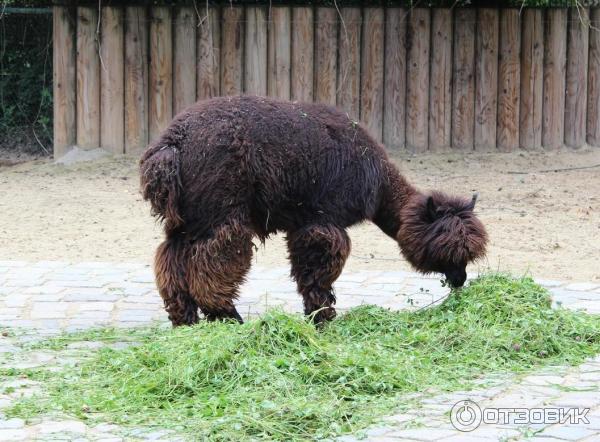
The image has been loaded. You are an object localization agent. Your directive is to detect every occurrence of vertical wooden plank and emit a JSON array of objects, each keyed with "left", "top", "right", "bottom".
[
  {"left": 268, "top": 7, "right": 291, "bottom": 99},
  {"left": 497, "top": 9, "right": 521, "bottom": 152},
  {"left": 315, "top": 7, "right": 337, "bottom": 105},
  {"left": 221, "top": 6, "right": 244, "bottom": 96},
  {"left": 406, "top": 8, "right": 430, "bottom": 152},
  {"left": 543, "top": 9, "right": 567, "bottom": 149},
  {"left": 291, "top": 7, "right": 314, "bottom": 102},
  {"left": 125, "top": 6, "right": 148, "bottom": 152},
  {"left": 520, "top": 9, "right": 544, "bottom": 150},
  {"left": 100, "top": 6, "right": 124, "bottom": 154},
  {"left": 429, "top": 8, "right": 453, "bottom": 151},
  {"left": 245, "top": 6, "right": 267, "bottom": 95},
  {"left": 53, "top": 6, "right": 76, "bottom": 157},
  {"left": 173, "top": 6, "right": 197, "bottom": 114},
  {"left": 565, "top": 8, "right": 590, "bottom": 148},
  {"left": 360, "top": 8, "right": 384, "bottom": 141},
  {"left": 337, "top": 8, "right": 361, "bottom": 120},
  {"left": 197, "top": 7, "right": 220, "bottom": 99},
  {"left": 474, "top": 8, "right": 499, "bottom": 151},
  {"left": 76, "top": 6, "right": 100, "bottom": 149},
  {"left": 383, "top": 8, "right": 407, "bottom": 151},
  {"left": 587, "top": 8, "right": 600, "bottom": 146},
  {"left": 149, "top": 7, "right": 172, "bottom": 141},
  {"left": 452, "top": 9, "right": 476, "bottom": 150}
]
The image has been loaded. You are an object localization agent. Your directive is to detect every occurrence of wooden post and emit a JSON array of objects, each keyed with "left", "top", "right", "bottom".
[
  {"left": 53, "top": 6, "right": 76, "bottom": 157},
  {"left": 337, "top": 8, "right": 361, "bottom": 120},
  {"left": 587, "top": 8, "right": 600, "bottom": 146},
  {"left": 474, "top": 8, "right": 498, "bottom": 151},
  {"left": 360, "top": 8, "right": 384, "bottom": 142},
  {"left": 429, "top": 8, "right": 453, "bottom": 152},
  {"left": 497, "top": 9, "right": 521, "bottom": 152},
  {"left": 383, "top": 8, "right": 407, "bottom": 151},
  {"left": 268, "top": 7, "right": 291, "bottom": 99},
  {"left": 565, "top": 8, "right": 590, "bottom": 148},
  {"left": 197, "top": 7, "right": 220, "bottom": 99},
  {"left": 221, "top": 6, "right": 244, "bottom": 96},
  {"left": 149, "top": 7, "right": 172, "bottom": 141},
  {"left": 520, "top": 9, "right": 544, "bottom": 150},
  {"left": 100, "top": 6, "right": 124, "bottom": 154},
  {"left": 543, "top": 9, "right": 567, "bottom": 149},
  {"left": 314, "top": 8, "right": 337, "bottom": 105},
  {"left": 125, "top": 6, "right": 148, "bottom": 152},
  {"left": 173, "top": 6, "right": 197, "bottom": 114},
  {"left": 406, "top": 9, "right": 430, "bottom": 152},
  {"left": 452, "top": 9, "right": 476, "bottom": 150},
  {"left": 76, "top": 6, "right": 100, "bottom": 149},
  {"left": 245, "top": 6, "right": 267, "bottom": 96},
  {"left": 291, "top": 7, "right": 314, "bottom": 102}
]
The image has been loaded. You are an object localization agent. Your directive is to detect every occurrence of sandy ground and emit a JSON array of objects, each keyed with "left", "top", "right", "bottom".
[{"left": 0, "top": 149, "right": 599, "bottom": 282}]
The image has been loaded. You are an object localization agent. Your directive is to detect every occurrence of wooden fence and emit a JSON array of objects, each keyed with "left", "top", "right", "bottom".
[{"left": 53, "top": 5, "right": 600, "bottom": 157}]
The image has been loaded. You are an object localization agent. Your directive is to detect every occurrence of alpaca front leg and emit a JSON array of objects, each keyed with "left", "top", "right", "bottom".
[
  {"left": 154, "top": 237, "right": 200, "bottom": 326},
  {"left": 287, "top": 224, "right": 351, "bottom": 324}
]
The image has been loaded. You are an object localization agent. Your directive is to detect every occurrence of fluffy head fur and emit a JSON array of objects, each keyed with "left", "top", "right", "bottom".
[{"left": 397, "top": 191, "right": 488, "bottom": 287}]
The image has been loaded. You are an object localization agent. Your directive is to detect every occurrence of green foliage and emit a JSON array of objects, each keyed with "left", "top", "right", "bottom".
[
  {"left": 6, "top": 274, "right": 600, "bottom": 440},
  {"left": 0, "top": 11, "right": 52, "bottom": 153}
]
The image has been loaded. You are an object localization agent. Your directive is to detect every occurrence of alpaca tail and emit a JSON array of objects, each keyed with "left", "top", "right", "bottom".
[{"left": 139, "top": 135, "right": 184, "bottom": 231}]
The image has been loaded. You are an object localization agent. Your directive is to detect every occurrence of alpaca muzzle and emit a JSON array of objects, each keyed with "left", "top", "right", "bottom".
[{"left": 445, "top": 268, "right": 467, "bottom": 288}]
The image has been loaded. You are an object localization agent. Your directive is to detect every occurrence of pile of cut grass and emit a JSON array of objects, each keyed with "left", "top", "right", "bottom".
[{"left": 7, "top": 274, "right": 600, "bottom": 440}]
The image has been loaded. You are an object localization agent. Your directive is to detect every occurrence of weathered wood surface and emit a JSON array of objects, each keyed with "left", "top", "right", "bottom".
[
  {"left": 360, "top": 8, "right": 385, "bottom": 141},
  {"left": 291, "top": 7, "right": 314, "bottom": 102},
  {"left": 406, "top": 9, "right": 430, "bottom": 152},
  {"left": 125, "top": 6, "right": 148, "bottom": 152},
  {"left": 474, "top": 8, "right": 498, "bottom": 151},
  {"left": 383, "top": 8, "right": 406, "bottom": 151},
  {"left": 100, "top": 6, "right": 124, "bottom": 154},
  {"left": 221, "top": 7, "right": 244, "bottom": 96},
  {"left": 197, "top": 7, "right": 220, "bottom": 99},
  {"left": 53, "top": 6, "right": 76, "bottom": 157},
  {"left": 173, "top": 7, "right": 197, "bottom": 114},
  {"left": 497, "top": 9, "right": 521, "bottom": 152},
  {"left": 245, "top": 6, "right": 267, "bottom": 96},
  {"left": 520, "top": 9, "right": 544, "bottom": 150},
  {"left": 587, "top": 9, "right": 600, "bottom": 146},
  {"left": 315, "top": 8, "right": 338, "bottom": 105},
  {"left": 452, "top": 9, "right": 476, "bottom": 150},
  {"left": 429, "top": 8, "right": 452, "bottom": 151},
  {"left": 337, "top": 8, "right": 361, "bottom": 120},
  {"left": 76, "top": 6, "right": 100, "bottom": 149},
  {"left": 268, "top": 7, "right": 291, "bottom": 99},
  {"left": 149, "top": 7, "right": 172, "bottom": 141},
  {"left": 543, "top": 9, "right": 567, "bottom": 149},
  {"left": 564, "top": 8, "right": 590, "bottom": 148}
]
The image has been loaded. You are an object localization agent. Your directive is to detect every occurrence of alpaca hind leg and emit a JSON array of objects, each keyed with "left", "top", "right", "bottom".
[
  {"left": 287, "top": 224, "right": 351, "bottom": 324},
  {"left": 155, "top": 237, "right": 199, "bottom": 326},
  {"left": 187, "top": 222, "right": 253, "bottom": 323}
]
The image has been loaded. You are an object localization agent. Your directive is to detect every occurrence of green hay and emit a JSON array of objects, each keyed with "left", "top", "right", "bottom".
[{"left": 6, "top": 274, "right": 600, "bottom": 440}]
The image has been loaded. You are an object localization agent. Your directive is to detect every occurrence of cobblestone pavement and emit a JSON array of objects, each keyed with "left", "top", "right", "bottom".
[{"left": 1, "top": 260, "right": 599, "bottom": 441}]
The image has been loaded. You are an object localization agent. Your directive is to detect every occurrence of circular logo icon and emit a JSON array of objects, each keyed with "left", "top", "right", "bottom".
[{"left": 450, "top": 400, "right": 482, "bottom": 432}]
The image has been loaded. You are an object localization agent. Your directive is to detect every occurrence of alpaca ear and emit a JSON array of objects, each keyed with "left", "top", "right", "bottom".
[
  {"left": 426, "top": 196, "right": 438, "bottom": 221},
  {"left": 468, "top": 192, "right": 479, "bottom": 211}
]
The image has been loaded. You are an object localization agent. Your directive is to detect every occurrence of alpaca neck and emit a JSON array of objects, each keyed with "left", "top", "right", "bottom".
[{"left": 373, "top": 161, "right": 420, "bottom": 238}]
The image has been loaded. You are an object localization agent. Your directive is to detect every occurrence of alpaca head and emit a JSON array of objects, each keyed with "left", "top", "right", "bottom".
[{"left": 398, "top": 191, "right": 488, "bottom": 288}]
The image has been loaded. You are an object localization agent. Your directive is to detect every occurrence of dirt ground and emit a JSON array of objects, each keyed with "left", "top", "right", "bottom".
[{"left": 0, "top": 149, "right": 599, "bottom": 282}]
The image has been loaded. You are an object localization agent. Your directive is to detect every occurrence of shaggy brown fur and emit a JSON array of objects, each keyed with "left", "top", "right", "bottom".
[{"left": 140, "top": 96, "right": 487, "bottom": 326}]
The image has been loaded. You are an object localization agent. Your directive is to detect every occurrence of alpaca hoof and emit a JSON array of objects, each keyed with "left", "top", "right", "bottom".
[{"left": 311, "top": 306, "right": 337, "bottom": 325}]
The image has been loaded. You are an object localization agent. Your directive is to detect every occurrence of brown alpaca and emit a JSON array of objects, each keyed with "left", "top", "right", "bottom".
[{"left": 140, "top": 96, "right": 487, "bottom": 325}]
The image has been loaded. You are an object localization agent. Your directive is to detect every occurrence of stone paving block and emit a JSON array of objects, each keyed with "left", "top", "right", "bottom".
[
  {"left": 0, "top": 429, "right": 28, "bottom": 441},
  {"left": 63, "top": 292, "right": 120, "bottom": 302},
  {"left": 0, "top": 418, "right": 25, "bottom": 429},
  {"left": 23, "top": 285, "right": 65, "bottom": 295},
  {"left": 521, "top": 375, "right": 566, "bottom": 387},
  {"left": 536, "top": 424, "right": 596, "bottom": 440},
  {"left": 387, "top": 427, "right": 455, "bottom": 441},
  {"left": 74, "top": 311, "right": 112, "bottom": 321},
  {"left": 116, "top": 302, "right": 161, "bottom": 311},
  {"left": 75, "top": 302, "right": 115, "bottom": 312},
  {"left": 551, "top": 391, "right": 600, "bottom": 408},
  {"left": 35, "top": 420, "right": 87, "bottom": 434},
  {"left": 30, "top": 302, "right": 70, "bottom": 319},
  {"left": 0, "top": 261, "right": 28, "bottom": 267},
  {"left": 565, "top": 283, "right": 600, "bottom": 292}
]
